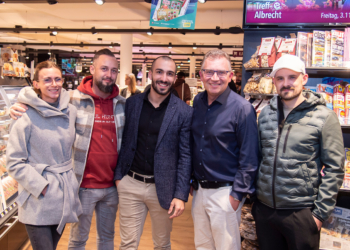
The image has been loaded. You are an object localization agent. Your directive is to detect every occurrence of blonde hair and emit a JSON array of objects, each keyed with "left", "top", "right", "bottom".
[{"left": 126, "top": 73, "right": 137, "bottom": 94}]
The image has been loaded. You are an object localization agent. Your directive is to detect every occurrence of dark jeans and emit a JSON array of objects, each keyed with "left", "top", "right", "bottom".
[
  {"left": 25, "top": 224, "right": 64, "bottom": 250},
  {"left": 252, "top": 200, "right": 320, "bottom": 250}
]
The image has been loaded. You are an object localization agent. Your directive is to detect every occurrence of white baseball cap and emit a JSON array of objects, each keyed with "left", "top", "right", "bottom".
[{"left": 270, "top": 54, "right": 306, "bottom": 77}]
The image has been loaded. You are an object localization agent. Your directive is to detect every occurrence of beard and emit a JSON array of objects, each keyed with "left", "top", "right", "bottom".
[
  {"left": 151, "top": 79, "right": 173, "bottom": 96},
  {"left": 279, "top": 87, "right": 302, "bottom": 101},
  {"left": 95, "top": 77, "right": 114, "bottom": 94}
]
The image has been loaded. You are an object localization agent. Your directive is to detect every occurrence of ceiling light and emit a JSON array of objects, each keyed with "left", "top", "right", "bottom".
[
  {"left": 95, "top": 0, "right": 105, "bottom": 5},
  {"left": 47, "top": 0, "right": 58, "bottom": 4},
  {"left": 48, "top": 52, "right": 51, "bottom": 55},
  {"left": 181, "top": 62, "right": 183, "bottom": 65},
  {"left": 169, "top": 52, "right": 172, "bottom": 57},
  {"left": 147, "top": 27, "right": 154, "bottom": 36},
  {"left": 168, "top": 43, "right": 172, "bottom": 49},
  {"left": 25, "top": 56, "right": 29, "bottom": 59},
  {"left": 198, "top": 0, "right": 207, "bottom": 3},
  {"left": 187, "top": 58, "right": 190, "bottom": 62},
  {"left": 0, "top": 1, "right": 6, "bottom": 4},
  {"left": 193, "top": 43, "right": 197, "bottom": 49},
  {"left": 192, "top": 52, "right": 195, "bottom": 57},
  {"left": 140, "top": 42, "right": 144, "bottom": 48},
  {"left": 177, "top": 65, "right": 180, "bottom": 68},
  {"left": 50, "top": 32, "right": 57, "bottom": 36}
]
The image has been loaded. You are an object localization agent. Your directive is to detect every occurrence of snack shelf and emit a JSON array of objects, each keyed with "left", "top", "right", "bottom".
[{"left": 245, "top": 67, "right": 350, "bottom": 78}]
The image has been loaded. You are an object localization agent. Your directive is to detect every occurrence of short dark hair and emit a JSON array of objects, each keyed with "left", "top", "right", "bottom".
[
  {"left": 151, "top": 56, "right": 176, "bottom": 71},
  {"left": 93, "top": 49, "right": 116, "bottom": 62},
  {"left": 177, "top": 71, "right": 185, "bottom": 78}
]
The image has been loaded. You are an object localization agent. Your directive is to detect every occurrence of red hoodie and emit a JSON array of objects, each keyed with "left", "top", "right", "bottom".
[{"left": 78, "top": 76, "right": 119, "bottom": 189}]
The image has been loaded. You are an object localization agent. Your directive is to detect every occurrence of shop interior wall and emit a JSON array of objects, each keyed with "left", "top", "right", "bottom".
[{"left": 242, "top": 29, "right": 323, "bottom": 95}]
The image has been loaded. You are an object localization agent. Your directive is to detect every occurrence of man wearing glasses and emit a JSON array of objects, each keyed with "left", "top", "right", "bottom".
[{"left": 191, "top": 50, "right": 259, "bottom": 250}]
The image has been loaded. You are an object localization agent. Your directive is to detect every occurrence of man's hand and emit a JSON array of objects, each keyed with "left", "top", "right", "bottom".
[
  {"left": 168, "top": 198, "right": 185, "bottom": 219},
  {"left": 115, "top": 180, "right": 121, "bottom": 187},
  {"left": 10, "top": 103, "right": 28, "bottom": 120},
  {"left": 190, "top": 186, "right": 193, "bottom": 196},
  {"left": 42, "top": 185, "right": 48, "bottom": 196},
  {"left": 229, "top": 195, "right": 240, "bottom": 212},
  {"left": 313, "top": 216, "right": 323, "bottom": 231}
]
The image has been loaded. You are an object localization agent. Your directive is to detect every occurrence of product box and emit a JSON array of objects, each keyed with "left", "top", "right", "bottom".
[
  {"left": 331, "top": 30, "right": 344, "bottom": 67},
  {"left": 303, "top": 86, "right": 317, "bottom": 92},
  {"left": 1, "top": 48, "right": 11, "bottom": 63},
  {"left": 317, "top": 84, "right": 333, "bottom": 110},
  {"left": 307, "top": 33, "right": 313, "bottom": 67},
  {"left": 297, "top": 32, "right": 308, "bottom": 64},
  {"left": 345, "top": 85, "right": 350, "bottom": 124},
  {"left": 275, "top": 37, "right": 283, "bottom": 51},
  {"left": 334, "top": 92, "right": 345, "bottom": 124},
  {"left": 323, "top": 77, "right": 350, "bottom": 86},
  {"left": 320, "top": 206, "right": 350, "bottom": 249},
  {"left": 258, "top": 37, "right": 276, "bottom": 67},
  {"left": 276, "top": 38, "right": 297, "bottom": 60},
  {"left": 341, "top": 148, "right": 350, "bottom": 190},
  {"left": 325, "top": 31, "right": 332, "bottom": 67},
  {"left": 312, "top": 30, "right": 326, "bottom": 67}
]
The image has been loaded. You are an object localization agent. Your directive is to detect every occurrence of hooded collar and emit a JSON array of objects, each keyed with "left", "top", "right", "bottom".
[
  {"left": 17, "top": 87, "right": 70, "bottom": 118},
  {"left": 77, "top": 75, "right": 119, "bottom": 100},
  {"left": 270, "top": 90, "right": 326, "bottom": 111}
]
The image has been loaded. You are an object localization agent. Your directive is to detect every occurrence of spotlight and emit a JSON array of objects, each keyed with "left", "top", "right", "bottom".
[
  {"left": 187, "top": 58, "right": 190, "bottom": 62},
  {"left": 168, "top": 43, "right": 172, "bottom": 49},
  {"left": 147, "top": 27, "right": 154, "bottom": 36},
  {"left": 140, "top": 42, "right": 144, "bottom": 49},
  {"left": 25, "top": 56, "right": 29, "bottom": 59},
  {"left": 177, "top": 65, "right": 180, "bottom": 68},
  {"left": 181, "top": 62, "right": 183, "bottom": 65},
  {"left": 95, "top": 0, "right": 105, "bottom": 5},
  {"left": 91, "top": 27, "right": 98, "bottom": 35},
  {"left": 169, "top": 52, "right": 172, "bottom": 57},
  {"left": 192, "top": 52, "right": 195, "bottom": 57},
  {"left": 47, "top": 0, "right": 58, "bottom": 5},
  {"left": 214, "top": 26, "right": 221, "bottom": 35},
  {"left": 109, "top": 43, "right": 113, "bottom": 48},
  {"left": 52, "top": 30, "right": 58, "bottom": 35},
  {"left": 48, "top": 52, "right": 51, "bottom": 55},
  {"left": 198, "top": 0, "right": 207, "bottom": 3},
  {"left": 0, "top": 1, "right": 6, "bottom": 4},
  {"left": 193, "top": 43, "right": 197, "bottom": 49}
]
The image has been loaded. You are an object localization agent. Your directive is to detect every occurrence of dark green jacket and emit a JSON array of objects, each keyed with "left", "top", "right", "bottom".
[{"left": 257, "top": 91, "right": 344, "bottom": 222}]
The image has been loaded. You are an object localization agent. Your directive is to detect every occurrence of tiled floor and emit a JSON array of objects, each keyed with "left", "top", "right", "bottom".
[{"left": 21, "top": 196, "right": 195, "bottom": 250}]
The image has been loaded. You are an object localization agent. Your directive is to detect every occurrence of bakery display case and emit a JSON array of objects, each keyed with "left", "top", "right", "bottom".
[{"left": 0, "top": 83, "right": 29, "bottom": 250}]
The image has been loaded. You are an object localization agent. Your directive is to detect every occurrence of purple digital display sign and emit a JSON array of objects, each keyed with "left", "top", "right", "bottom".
[{"left": 245, "top": 0, "right": 350, "bottom": 25}]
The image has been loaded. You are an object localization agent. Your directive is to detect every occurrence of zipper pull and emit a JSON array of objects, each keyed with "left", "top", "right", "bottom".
[
  {"left": 101, "top": 135, "right": 103, "bottom": 139},
  {"left": 112, "top": 139, "right": 114, "bottom": 142}
]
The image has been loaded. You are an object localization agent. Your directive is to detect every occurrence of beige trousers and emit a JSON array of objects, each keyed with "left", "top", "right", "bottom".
[
  {"left": 117, "top": 174, "right": 173, "bottom": 250},
  {"left": 192, "top": 186, "right": 245, "bottom": 250}
]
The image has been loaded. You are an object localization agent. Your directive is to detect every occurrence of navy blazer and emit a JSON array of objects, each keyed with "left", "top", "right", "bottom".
[{"left": 114, "top": 92, "right": 193, "bottom": 210}]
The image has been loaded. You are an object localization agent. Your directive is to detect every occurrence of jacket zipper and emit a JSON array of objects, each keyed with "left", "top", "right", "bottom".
[
  {"left": 283, "top": 125, "right": 292, "bottom": 154},
  {"left": 272, "top": 128, "right": 282, "bottom": 209}
]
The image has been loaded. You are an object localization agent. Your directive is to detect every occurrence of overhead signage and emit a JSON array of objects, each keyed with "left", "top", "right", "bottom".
[{"left": 150, "top": 0, "right": 198, "bottom": 30}]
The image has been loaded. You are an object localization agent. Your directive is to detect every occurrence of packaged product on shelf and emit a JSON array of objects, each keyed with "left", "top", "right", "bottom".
[
  {"left": 312, "top": 30, "right": 326, "bottom": 67},
  {"left": 0, "top": 155, "right": 6, "bottom": 174},
  {"left": 10, "top": 49, "right": 18, "bottom": 63},
  {"left": 345, "top": 85, "right": 350, "bottom": 124},
  {"left": 341, "top": 148, "right": 350, "bottom": 190},
  {"left": 333, "top": 85, "right": 345, "bottom": 124},
  {"left": 258, "top": 37, "right": 276, "bottom": 67},
  {"left": 13, "top": 62, "right": 20, "bottom": 77},
  {"left": 276, "top": 38, "right": 297, "bottom": 61},
  {"left": 275, "top": 37, "right": 283, "bottom": 51},
  {"left": 251, "top": 99, "right": 262, "bottom": 110},
  {"left": 323, "top": 77, "right": 350, "bottom": 86},
  {"left": 272, "top": 84, "right": 277, "bottom": 94},
  {"left": 1, "top": 176, "right": 18, "bottom": 200},
  {"left": 243, "top": 46, "right": 260, "bottom": 69},
  {"left": 317, "top": 84, "right": 333, "bottom": 110},
  {"left": 1, "top": 48, "right": 11, "bottom": 63},
  {"left": 297, "top": 32, "right": 308, "bottom": 64},
  {"left": 307, "top": 33, "right": 313, "bottom": 67},
  {"left": 3, "top": 62, "right": 16, "bottom": 77},
  {"left": 303, "top": 86, "right": 317, "bottom": 92},
  {"left": 325, "top": 31, "right": 331, "bottom": 67},
  {"left": 344, "top": 28, "right": 350, "bottom": 68},
  {"left": 258, "top": 75, "right": 273, "bottom": 94},
  {"left": 243, "top": 72, "right": 262, "bottom": 94},
  {"left": 256, "top": 99, "right": 270, "bottom": 117},
  {"left": 320, "top": 206, "right": 350, "bottom": 249},
  {"left": 330, "top": 30, "right": 344, "bottom": 67}
]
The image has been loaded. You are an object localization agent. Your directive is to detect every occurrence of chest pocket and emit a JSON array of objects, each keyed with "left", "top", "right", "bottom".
[
  {"left": 75, "top": 112, "right": 90, "bottom": 135},
  {"left": 282, "top": 124, "right": 319, "bottom": 160}
]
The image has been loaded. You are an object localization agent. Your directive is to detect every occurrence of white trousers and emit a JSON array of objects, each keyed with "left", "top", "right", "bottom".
[{"left": 191, "top": 185, "right": 245, "bottom": 250}]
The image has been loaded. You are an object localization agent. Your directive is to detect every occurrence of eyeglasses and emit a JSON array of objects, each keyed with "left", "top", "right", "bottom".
[
  {"left": 40, "top": 77, "right": 63, "bottom": 86},
  {"left": 201, "top": 69, "right": 230, "bottom": 78}
]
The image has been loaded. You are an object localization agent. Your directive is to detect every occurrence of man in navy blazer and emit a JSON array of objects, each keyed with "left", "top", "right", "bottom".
[{"left": 114, "top": 56, "right": 193, "bottom": 250}]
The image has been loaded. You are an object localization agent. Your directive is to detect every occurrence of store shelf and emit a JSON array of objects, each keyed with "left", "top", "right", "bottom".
[
  {"left": 247, "top": 93, "right": 277, "bottom": 99},
  {"left": 0, "top": 200, "right": 17, "bottom": 228},
  {"left": 245, "top": 67, "right": 350, "bottom": 78}
]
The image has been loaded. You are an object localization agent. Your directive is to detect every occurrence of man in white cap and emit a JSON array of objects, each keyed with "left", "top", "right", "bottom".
[{"left": 252, "top": 54, "right": 344, "bottom": 250}]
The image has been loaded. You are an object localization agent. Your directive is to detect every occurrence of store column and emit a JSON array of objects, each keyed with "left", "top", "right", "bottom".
[
  {"left": 119, "top": 34, "right": 133, "bottom": 88},
  {"left": 189, "top": 57, "right": 196, "bottom": 78},
  {"left": 142, "top": 63, "right": 147, "bottom": 86}
]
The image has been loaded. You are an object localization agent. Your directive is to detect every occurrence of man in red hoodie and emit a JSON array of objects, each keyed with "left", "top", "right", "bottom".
[{"left": 10, "top": 49, "right": 126, "bottom": 250}]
